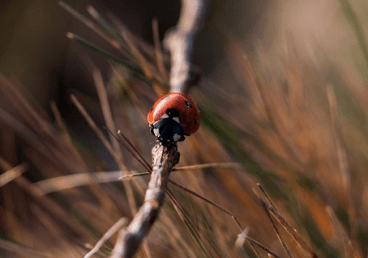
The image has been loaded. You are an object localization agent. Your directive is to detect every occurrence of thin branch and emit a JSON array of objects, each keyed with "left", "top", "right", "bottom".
[
  {"left": 0, "top": 162, "right": 28, "bottom": 188},
  {"left": 85, "top": 218, "right": 127, "bottom": 258},
  {"left": 261, "top": 199, "right": 293, "bottom": 258},
  {"left": 169, "top": 180, "right": 281, "bottom": 258},
  {"left": 168, "top": 179, "right": 243, "bottom": 230},
  {"left": 166, "top": 188, "right": 210, "bottom": 257},
  {"left": 66, "top": 33, "right": 142, "bottom": 75},
  {"left": 33, "top": 162, "right": 242, "bottom": 194},
  {"left": 92, "top": 68, "right": 123, "bottom": 168},
  {"left": 109, "top": 2, "right": 209, "bottom": 257},
  {"left": 258, "top": 184, "right": 319, "bottom": 258},
  {"left": 35, "top": 171, "right": 125, "bottom": 195},
  {"left": 0, "top": 239, "right": 52, "bottom": 258},
  {"left": 117, "top": 130, "right": 152, "bottom": 171},
  {"left": 71, "top": 94, "right": 138, "bottom": 217},
  {"left": 325, "top": 206, "right": 362, "bottom": 258},
  {"left": 164, "top": 0, "right": 208, "bottom": 93},
  {"left": 110, "top": 144, "right": 179, "bottom": 258},
  {"left": 58, "top": 1, "right": 121, "bottom": 49},
  {"left": 152, "top": 18, "right": 168, "bottom": 81}
]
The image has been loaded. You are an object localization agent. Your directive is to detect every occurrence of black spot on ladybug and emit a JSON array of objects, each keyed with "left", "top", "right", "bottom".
[
  {"left": 163, "top": 96, "right": 171, "bottom": 100},
  {"left": 166, "top": 108, "right": 180, "bottom": 118},
  {"left": 185, "top": 100, "right": 192, "bottom": 108},
  {"left": 193, "top": 119, "right": 197, "bottom": 125}
]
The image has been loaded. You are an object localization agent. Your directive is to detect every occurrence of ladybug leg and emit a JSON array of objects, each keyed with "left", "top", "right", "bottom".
[
  {"left": 172, "top": 133, "right": 184, "bottom": 142},
  {"left": 149, "top": 124, "right": 155, "bottom": 135},
  {"left": 151, "top": 120, "right": 163, "bottom": 137}
]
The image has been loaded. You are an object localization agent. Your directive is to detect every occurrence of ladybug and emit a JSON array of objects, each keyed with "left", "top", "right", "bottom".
[{"left": 147, "top": 92, "right": 200, "bottom": 146}]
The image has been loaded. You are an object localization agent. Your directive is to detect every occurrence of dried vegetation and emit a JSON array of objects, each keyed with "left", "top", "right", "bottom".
[{"left": 0, "top": 2, "right": 368, "bottom": 258}]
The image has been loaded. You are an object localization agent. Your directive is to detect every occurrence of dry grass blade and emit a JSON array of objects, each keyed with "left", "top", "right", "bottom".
[
  {"left": 50, "top": 101, "right": 91, "bottom": 171},
  {"left": 326, "top": 86, "right": 357, "bottom": 241},
  {"left": 0, "top": 76, "right": 50, "bottom": 133},
  {"left": 0, "top": 162, "right": 28, "bottom": 188},
  {"left": 261, "top": 199, "right": 293, "bottom": 258},
  {"left": 166, "top": 182, "right": 284, "bottom": 257},
  {"left": 85, "top": 218, "right": 128, "bottom": 258},
  {"left": 70, "top": 94, "right": 120, "bottom": 164},
  {"left": 248, "top": 242, "right": 261, "bottom": 258},
  {"left": 116, "top": 130, "right": 152, "bottom": 171},
  {"left": 325, "top": 206, "right": 362, "bottom": 258},
  {"left": 33, "top": 162, "right": 240, "bottom": 194},
  {"left": 327, "top": 86, "right": 350, "bottom": 188},
  {"left": 173, "top": 162, "right": 243, "bottom": 171},
  {"left": 235, "top": 227, "right": 281, "bottom": 258},
  {"left": 0, "top": 105, "right": 78, "bottom": 174},
  {"left": 168, "top": 179, "right": 243, "bottom": 230},
  {"left": 92, "top": 67, "right": 123, "bottom": 163},
  {"left": 66, "top": 33, "right": 142, "bottom": 75},
  {"left": 258, "top": 184, "right": 319, "bottom": 258},
  {"left": 109, "top": 15, "right": 165, "bottom": 89},
  {"left": 0, "top": 158, "right": 92, "bottom": 239},
  {"left": 58, "top": 1, "right": 121, "bottom": 49},
  {"left": 244, "top": 236, "right": 282, "bottom": 258},
  {"left": 71, "top": 92, "right": 139, "bottom": 223},
  {"left": 35, "top": 171, "right": 125, "bottom": 195},
  {"left": 152, "top": 18, "right": 168, "bottom": 81},
  {"left": 87, "top": 5, "right": 132, "bottom": 55},
  {"left": 109, "top": 144, "right": 179, "bottom": 258},
  {"left": 0, "top": 239, "right": 53, "bottom": 258},
  {"left": 165, "top": 189, "right": 211, "bottom": 257}
]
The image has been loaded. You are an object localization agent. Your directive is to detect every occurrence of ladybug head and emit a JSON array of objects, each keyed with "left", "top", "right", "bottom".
[{"left": 150, "top": 108, "right": 189, "bottom": 146}]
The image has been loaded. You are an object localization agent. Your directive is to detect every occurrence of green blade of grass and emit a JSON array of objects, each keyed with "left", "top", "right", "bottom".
[
  {"left": 338, "top": 0, "right": 368, "bottom": 69},
  {"left": 67, "top": 32, "right": 143, "bottom": 76},
  {"left": 87, "top": 6, "right": 133, "bottom": 57}
]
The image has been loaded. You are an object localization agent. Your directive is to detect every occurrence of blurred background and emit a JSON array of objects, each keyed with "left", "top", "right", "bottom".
[{"left": 1, "top": 0, "right": 368, "bottom": 257}]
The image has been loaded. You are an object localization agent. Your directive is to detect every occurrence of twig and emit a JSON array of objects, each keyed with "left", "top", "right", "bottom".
[
  {"left": 261, "top": 199, "right": 293, "bottom": 258},
  {"left": 109, "top": 1, "right": 208, "bottom": 257},
  {"left": 110, "top": 144, "right": 179, "bottom": 258},
  {"left": 71, "top": 94, "right": 138, "bottom": 217},
  {"left": 258, "top": 184, "right": 319, "bottom": 258},
  {"left": 168, "top": 179, "right": 243, "bottom": 230},
  {"left": 35, "top": 171, "right": 125, "bottom": 195},
  {"left": 245, "top": 236, "right": 281, "bottom": 258},
  {"left": 85, "top": 218, "right": 127, "bottom": 258},
  {"left": 33, "top": 162, "right": 241, "bottom": 194},
  {"left": 0, "top": 162, "right": 28, "bottom": 188},
  {"left": 325, "top": 206, "right": 361, "bottom": 258},
  {"left": 164, "top": 0, "right": 208, "bottom": 94},
  {"left": 338, "top": 0, "right": 368, "bottom": 68},
  {"left": 327, "top": 86, "right": 356, "bottom": 239},
  {"left": 0, "top": 239, "right": 52, "bottom": 258},
  {"left": 58, "top": 1, "right": 120, "bottom": 49},
  {"left": 152, "top": 18, "right": 168, "bottom": 81},
  {"left": 66, "top": 32, "right": 142, "bottom": 75}
]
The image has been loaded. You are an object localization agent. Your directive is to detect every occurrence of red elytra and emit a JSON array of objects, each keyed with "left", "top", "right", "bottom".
[{"left": 147, "top": 92, "right": 200, "bottom": 135}]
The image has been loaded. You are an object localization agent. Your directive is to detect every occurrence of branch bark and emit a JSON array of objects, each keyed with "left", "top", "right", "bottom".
[
  {"left": 110, "top": 145, "right": 179, "bottom": 258},
  {"left": 164, "top": 0, "right": 208, "bottom": 94},
  {"left": 110, "top": 1, "right": 207, "bottom": 257}
]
